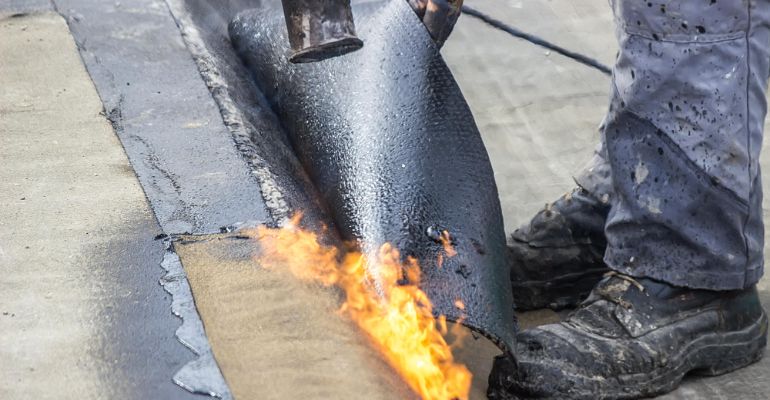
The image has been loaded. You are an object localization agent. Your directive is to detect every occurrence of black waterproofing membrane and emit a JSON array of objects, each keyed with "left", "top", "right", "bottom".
[{"left": 229, "top": 0, "right": 516, "bottom": 355}]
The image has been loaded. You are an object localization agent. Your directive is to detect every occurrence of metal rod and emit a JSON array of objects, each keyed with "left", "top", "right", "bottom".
[{"left": 460, "top": 5, "right": 612, "bottom": 76}]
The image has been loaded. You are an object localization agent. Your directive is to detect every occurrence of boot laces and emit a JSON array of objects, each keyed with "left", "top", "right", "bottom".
[
  {"left": 604, "top": 271, "right": 645, "bottom": 291},
  {"left": 592, "top": 271, "right": 645, "bottom": 309}
]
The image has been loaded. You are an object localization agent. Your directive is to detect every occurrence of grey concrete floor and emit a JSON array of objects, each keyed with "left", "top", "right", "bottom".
[{"left": 444, "top": 1, "right": 770, "bottom": 398}]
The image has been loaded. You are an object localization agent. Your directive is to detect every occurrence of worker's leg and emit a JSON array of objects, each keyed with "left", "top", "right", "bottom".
[
  {"left": 602, "top": 0, "right": 769, "bottom": 289},
  {"left": 491, "top": 1, "right": 770, "bottom": 398}
]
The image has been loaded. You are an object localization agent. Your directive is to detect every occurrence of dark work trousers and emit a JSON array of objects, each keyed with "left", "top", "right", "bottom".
[{"left": 574, "top": 0, "right": 770, "bottom": 290}]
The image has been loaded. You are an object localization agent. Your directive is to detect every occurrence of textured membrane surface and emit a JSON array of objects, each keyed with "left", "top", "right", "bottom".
[{"left": 229, "top": 0, "right": 516, "bottom": 353}]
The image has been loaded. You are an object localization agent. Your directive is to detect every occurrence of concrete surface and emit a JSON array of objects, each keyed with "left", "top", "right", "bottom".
[
  {"left": 0, "top": 12, "right": 197, "bottom": 399},
  {"left": 444, "top": 1, "right": 614, "bottom": 234}
]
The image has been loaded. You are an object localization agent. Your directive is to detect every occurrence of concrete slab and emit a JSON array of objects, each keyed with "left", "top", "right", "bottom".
[{"left": 0, "top": 12, "right": 197, "bottom": 399}]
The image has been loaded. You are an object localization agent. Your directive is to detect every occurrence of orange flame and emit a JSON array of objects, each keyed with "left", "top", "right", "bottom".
[{"left": 251, "top": 215, "right": 472, "bottom": 400}]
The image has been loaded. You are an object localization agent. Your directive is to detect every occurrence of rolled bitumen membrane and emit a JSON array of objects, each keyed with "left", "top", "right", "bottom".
[{"left": 229, "top": 0, "right": 516, "bottom": 355}]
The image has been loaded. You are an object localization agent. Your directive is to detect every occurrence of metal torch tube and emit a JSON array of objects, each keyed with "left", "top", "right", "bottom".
[{"left": 280, "top": 0, "right": 364, "bottom": 63}]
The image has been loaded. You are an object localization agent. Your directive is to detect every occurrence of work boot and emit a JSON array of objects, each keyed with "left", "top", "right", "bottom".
[
  {"left": 509, "top": 187, "right": 610, "bottom": 310},
  {"left": 488, "top": 273, "right": 768, "bottom": 400}
]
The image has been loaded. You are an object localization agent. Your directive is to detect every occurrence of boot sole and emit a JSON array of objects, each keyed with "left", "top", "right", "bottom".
[{"left": 524, "top": 311, "right": 768, "bottom": 399}]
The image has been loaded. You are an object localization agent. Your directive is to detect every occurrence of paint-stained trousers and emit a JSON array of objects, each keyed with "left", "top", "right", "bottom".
[{"left": 574, "top": 0, "right": 770, "bottom": 290}]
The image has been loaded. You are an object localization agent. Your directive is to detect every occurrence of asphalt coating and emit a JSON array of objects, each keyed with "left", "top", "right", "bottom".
[
  {"left": 55, "top": 0, "right": 270, "bottom": 235},
  {"left": 163, "top": 0, "right": 332, "bottom": 228}
]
